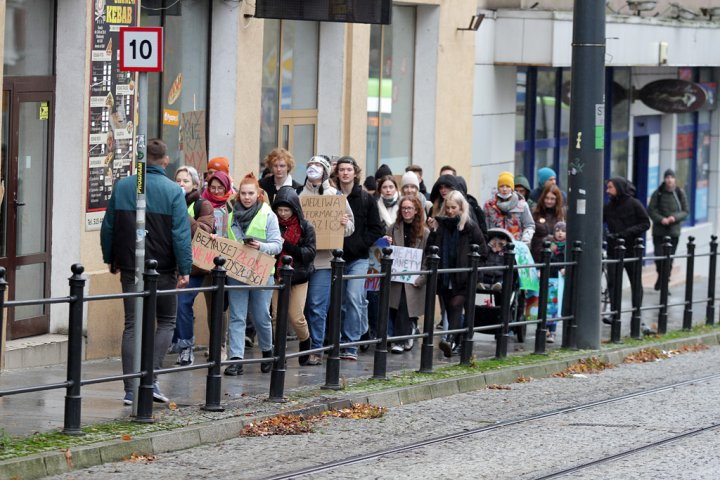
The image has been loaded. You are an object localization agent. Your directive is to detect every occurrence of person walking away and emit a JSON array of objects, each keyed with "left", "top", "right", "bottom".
[
  {"left": 271, "top": 188, "right": 316, "bottom": 365},
  {"left": 300, "top": 155, "right": 354, "bottom": 366},
  {"left": 483, "top": 172, "right": 535, "bottom": 244},
  {"left": 223, "top": 173, "right": 283, "bottom": 375},
  {"left": 377, "top": 175, "right": 400, "bottom": 229},
  {"left": 514, "top": 174, "right": 535, "bottom": 211},
  {"left": 647, "top": 169, "right": 689, "bottom": 290},
  {"left": 401, "top": 171, "right": 433, "bottom": 216},
  {"left": 259, "top": 148, "right": 303, "bottom": 204},
  {"left": 530, "top": 184, "right": 565, "bottom": 261},
  {"left": 172, "top": 166, "right": 214, "bottom": 366},
  {"left": 387, "top": 195, "right": 429, "bottom": 353},
  {"left": 101, "top": 139, "right": 191, "bottom": 405},
  {"left": 603, "top": 177, "right": 652, "bottom": 334},
  {"left": 334, "top": 156, "right": 384, "bottom": 360},
  {"left": 427, "top": 191, "right": 487, "bottom": 357}
]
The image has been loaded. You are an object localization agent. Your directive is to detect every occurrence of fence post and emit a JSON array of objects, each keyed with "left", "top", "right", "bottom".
[
  {"left": 373, "top": 247, "right": 393, "bottom": 380},
  {"left": 0, "top": 268, "right": 7, "bottom": 371},
  {"left": 62, "top": 264, "right": 86, "bottom": 435},
  {"left": 203, "top": 256, "right": 226, "bottom": 412},
  {"left": 323, "top": 250, "right": 345, "bottom": 390},
  {"left": 682, "top": 236, "right": 696, "bottom": 331},
  {"left": 610, "top": 239, "right": 625, "bottom": 344},
  {"left": 270, "top": 256, "right": 294, "bottom": 401},
  {"left": 419, "top": 246, "right": 440, "bottom": 373},
  {"left": 534, "top": 243, "right": 552, "bottom": 355},
  {"left": 707, "top": 235, "right": 717, "bottom": 325},
  {"left": 658, "top": 236, "right": 672, "bottom": 335},
  {"left": 630, "top": 238, "right": 644, "bottom": 340},
  {"left": 460, "top": 245, "right": 481, "bottom": 365},
  {"left": 134, "top": 259, "right": 158, "bottom": 423},
  {"left": 496, "top": 243, "right": 515, "bottom": 359},
  {"left": 563, "top": 241, "right": 583, "bottom": 349}
]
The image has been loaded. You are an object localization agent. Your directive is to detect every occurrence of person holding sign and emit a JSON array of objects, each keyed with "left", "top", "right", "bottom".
[
  {"left": 271, "top": 188, "right": 316, "bottom": 365},
  {"left": 386, "top": 195, "right": 429, "bottom": 353},
  {"left": 300, "top": 155, "right": 354, "bottom": 365},
  {"left": 223, "top": 173, "right": 283, "bottom": 376}
]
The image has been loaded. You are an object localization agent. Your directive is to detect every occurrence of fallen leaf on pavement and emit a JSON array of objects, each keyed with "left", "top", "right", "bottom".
[
  {"left": 121, "top": 434, "right": 132, "bottom": 441},
  {"left": 553, "top": 357, "right": 614, "bottom": 378},
  {"left": 62, "top": 448, "right": 73, "bottom": 468},
  {"left": 168, "top": 402, "right": 177, "bottom": 411},
  {"left": 487, "top": 384, "right": 512, "bottom": 390}
]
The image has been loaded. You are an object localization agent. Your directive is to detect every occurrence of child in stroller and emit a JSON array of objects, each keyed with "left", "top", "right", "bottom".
[{"left": 478, "top": 228, "right": 514, "bottom": 292}]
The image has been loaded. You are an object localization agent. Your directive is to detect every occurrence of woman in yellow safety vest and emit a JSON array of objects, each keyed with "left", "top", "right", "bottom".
[{"left": 223, "top": 173, "right": 283, "bottom": 376}]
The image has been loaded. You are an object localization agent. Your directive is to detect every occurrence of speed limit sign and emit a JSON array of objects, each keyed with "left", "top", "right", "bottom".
[{"left": 119, "top": 27, "right": 163, "bottom": 72}]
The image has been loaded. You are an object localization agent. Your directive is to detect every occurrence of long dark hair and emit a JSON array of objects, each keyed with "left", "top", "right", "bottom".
[
  {"left": 534, "top": 184, "right": 564, "bottom": 220},
  {"left": 395, "top": 195, "right": 425, "bottom": 247}
]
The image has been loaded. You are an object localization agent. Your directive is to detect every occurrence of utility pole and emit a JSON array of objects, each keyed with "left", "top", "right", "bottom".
[{"left": 566, "top": 0, "right": 606, "bottom": 349}]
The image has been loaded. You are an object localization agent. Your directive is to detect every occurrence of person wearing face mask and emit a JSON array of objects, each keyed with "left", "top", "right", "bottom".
[
  {"left": 300, "top": 155, "right": 354, "bottom": 365},
  {"left": 377, "top": 175, "right": 400, "bottom": 229},
  {"left": 483, "top": 172, "right": 535, "bottom": 244},
  {"left": 259, "top": 148, "right": 303, "bottom": 204}
]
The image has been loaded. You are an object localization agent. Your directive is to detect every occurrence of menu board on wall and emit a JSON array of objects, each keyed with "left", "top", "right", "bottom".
[{"left": 85, "top": 0, "right": 139, "bottom": 231}]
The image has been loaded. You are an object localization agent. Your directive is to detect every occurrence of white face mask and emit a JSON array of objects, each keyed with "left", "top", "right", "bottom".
[
  {"left": 497, "top": 192, "right": 512, "bottom": 200},
  {"left": 307, "top": 164, "right": 323, "bottom": 180}
]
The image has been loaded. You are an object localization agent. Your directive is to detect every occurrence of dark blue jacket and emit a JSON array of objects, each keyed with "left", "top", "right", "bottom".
[{"left": 101, "top": 164, "right": 192, "bottom": 275}]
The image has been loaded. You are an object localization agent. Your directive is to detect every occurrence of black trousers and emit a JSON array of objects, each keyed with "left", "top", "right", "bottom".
[{"left": 653, "top": 235, "right": 680, "bottom": 280}]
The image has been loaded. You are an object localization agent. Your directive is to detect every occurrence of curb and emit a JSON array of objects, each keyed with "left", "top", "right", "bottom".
[{"left": 3, "top": 332, "right": 719, "bottom": 479}]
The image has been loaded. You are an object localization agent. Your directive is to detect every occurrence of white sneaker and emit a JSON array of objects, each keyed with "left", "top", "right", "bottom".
[
  {"left": 391, "top": 343, "right": 404, "bottom": 354},
  {"left": 404, "top": 338, "right": 414, "bottom": 351}
]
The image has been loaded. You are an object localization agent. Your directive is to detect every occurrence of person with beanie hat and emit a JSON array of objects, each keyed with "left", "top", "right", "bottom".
[
  {"left": 207, "top": 156, "right": 230, "bottom": 175},
  {"left": 299, "top": 155, "right": 354, "bottom": 365},
  {"left": 374, "top": 164, "right": 393, "bottom": 182},
  {"left": 514, "top": 174, "right": 535, "bottom": 210},
  {"left": 530, "top": 167, "right": 565, "bottom": 203},
  {"left": 401, "top": 171, "right": 433, "bottom": 215},
  {"left": 647, "top": 167, "right": 689, "bottom": 290},
  {"left": 405, "top": 164, "right": 430, "bottom": 200},
  {"left": 483, "top": 171, "right": 535, "bottom": 244},
  {"left": 363, "top": 176, "right": 378, "bottom": 196}
]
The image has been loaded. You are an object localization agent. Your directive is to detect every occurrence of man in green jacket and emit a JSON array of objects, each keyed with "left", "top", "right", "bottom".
[{"left": 647, "top": 169, "right": 689, "bottom": 290}]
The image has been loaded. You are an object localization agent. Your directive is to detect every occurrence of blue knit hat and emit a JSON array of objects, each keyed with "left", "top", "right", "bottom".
[{"left": 537, "top": 167, "right": 557, "bottom": 187}]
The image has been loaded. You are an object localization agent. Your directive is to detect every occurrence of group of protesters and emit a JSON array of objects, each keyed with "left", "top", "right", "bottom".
[{"left": 100, "top": 138, "right": 689, "bottom": 405}]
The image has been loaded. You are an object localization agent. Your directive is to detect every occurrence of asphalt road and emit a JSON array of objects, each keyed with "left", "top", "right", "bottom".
[{"left": 52, "top": 345, "right": 720, "bottom": 480}]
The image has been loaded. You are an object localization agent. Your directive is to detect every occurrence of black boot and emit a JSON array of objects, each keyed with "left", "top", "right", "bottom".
[
  {"left": 438, "top": 339, "right": 453, "bottom": 358},
  {"left": 224, "top": 358, "right": 243, "bottom": 376},
  {"left": 261, "top": 350, "right": 273, "bottom": 373},
  {"left": 298, "top": 338, "right": 311, "bottom": 366}
]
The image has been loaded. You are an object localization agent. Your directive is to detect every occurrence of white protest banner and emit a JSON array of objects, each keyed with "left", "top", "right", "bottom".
[
  {"left": 390, "top": 246, "right": 423, "bottom": 284},
  {"left": 191, "top": 230, "right": 274, "bottom": 287},
  {"left": 299, "top": 195, "right": 346, "bottom": 250}
]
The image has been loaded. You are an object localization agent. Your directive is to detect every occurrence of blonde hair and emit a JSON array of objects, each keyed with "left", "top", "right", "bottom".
[
  {"left": 264, "top": 148, "right": 295, "bottom": 172},
  {"left": 443, "top": 190, "right": 470, "bottom": 231}
]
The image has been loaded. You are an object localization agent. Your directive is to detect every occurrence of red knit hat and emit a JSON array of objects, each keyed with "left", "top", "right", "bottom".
[{"left": 207, "top": 156, "right": 230, "bottom": 174}]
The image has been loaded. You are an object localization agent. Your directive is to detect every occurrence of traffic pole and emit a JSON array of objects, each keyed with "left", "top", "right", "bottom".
[{"left": 565, "top": 1, "right": 606, "bottom": 349}]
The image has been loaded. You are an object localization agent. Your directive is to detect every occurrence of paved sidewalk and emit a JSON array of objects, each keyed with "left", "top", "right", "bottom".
[{"left": 0, "top": 278, "right": 712, "bottom": 437}]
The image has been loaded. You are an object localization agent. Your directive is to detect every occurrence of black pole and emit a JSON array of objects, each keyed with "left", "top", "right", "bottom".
[
  {"left": 534, "top": 243, "right": 552, "bottom": 355},
  {"left": 460, "top": 245, "right": 481, "bottom": 365},
  {"left": 373, "top": 247, "right": 393, "bottom": 380},
  {"left": 563, "top": 241, "right": 583, "bottom": 349},
  {"left": 419, "top": 246, "right": 440, "bottom": 373},
  {"left": 63, "top": 264, "right": 86, "bottom": 435},
  {"left": 658, "top": 236, "right": 672, "bottom": 335},
  {"left": 629, "top": 238, "right": 644, "bottom": 340},
  {"left": 203, "top": 256, "right": 226, "bottom": 412},
  {"left": 0, "top": 268, "right": 5, "bottom": 371},
  {"left": 610, "top": 239, "right": 625, "bottom": 344},
  {"left": 134, "top": 259, "right": 158, "bottom": 423},
  {"left": 322, "top": 250, "right": 344, "bottom": 390},
  {"left": 707, "top": 235, "right": 717, "bottom": 325},
  {"left": 496, "top": 243, "right": 515, "bottom": 359},
  {"left": 565, "top": 0, "right": 605, "bottom": 349},
  {"left": 270, "top": 256, "right": 294, "bottom": 401},
  {"left": 683, "top": 236, "right": 695, "bottom": 331}
]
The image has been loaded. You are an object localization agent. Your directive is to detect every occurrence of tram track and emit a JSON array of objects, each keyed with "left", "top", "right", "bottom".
[{"left": 264, "top": 372, "right": 720, "bottom": 480}]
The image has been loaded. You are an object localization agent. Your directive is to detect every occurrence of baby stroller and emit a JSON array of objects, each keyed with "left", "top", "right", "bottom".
[{"left": 474, "top": 228, "right": 527, "bottom": 342}]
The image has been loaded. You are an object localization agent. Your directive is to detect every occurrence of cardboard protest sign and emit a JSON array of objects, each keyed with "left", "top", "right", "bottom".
[
  {"left": 191, "top": 230, "right": 274, "bottom": 287},
  {"left": 300, "top": 195, "right": 346, "bottom": 250},
  {"left": 180, "top": 111, "right": 208, "bottom": 174},
  {"left": 390, "top": 246, "right": 423, "bottom": 284}
]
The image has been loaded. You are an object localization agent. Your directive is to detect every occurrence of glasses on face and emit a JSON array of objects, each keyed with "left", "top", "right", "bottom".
[
  {"left": 401, "top": 206, "right": 416, "bottom": 211},
  {"left": 209, "top": 186, "right": 225, "bottom": 194}
]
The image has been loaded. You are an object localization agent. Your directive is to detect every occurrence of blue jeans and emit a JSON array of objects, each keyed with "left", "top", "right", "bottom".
[
  {"left": 304, "top": 268, "right": 332, "bottom": 349},
  {"left": 173, "top": 274, "right": 205, "bottom": 349},
  {"left": 227, "top": 276, "right": 274, "bottom": 359},
  {"left": 341, "top": 258, "right": 369, "bottom": 355}
]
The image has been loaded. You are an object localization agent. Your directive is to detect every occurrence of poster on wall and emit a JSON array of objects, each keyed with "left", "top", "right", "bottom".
[
  {"left": 180, "top": 110, "right": 208, "bottom": 174},
  {"left": 85, "top": 0, "right": 139, "bottom": 231}
]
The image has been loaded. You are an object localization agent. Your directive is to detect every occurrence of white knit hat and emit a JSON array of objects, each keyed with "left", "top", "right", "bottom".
[{"left": 401, "top": 171, "right": 420, "bottom": 189}]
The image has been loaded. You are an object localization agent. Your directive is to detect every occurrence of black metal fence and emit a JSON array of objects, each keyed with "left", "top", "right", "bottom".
[{"left": 0, "top": 234, "right": 717, "bottom": 435}]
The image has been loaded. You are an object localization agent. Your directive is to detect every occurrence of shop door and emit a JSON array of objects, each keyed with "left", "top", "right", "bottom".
[
  {"left": 1, "top": 77, "right": 54, "bottom": 340},
  {"left": 279, "top": 111, "right": 317, "bottom": 179},
  {"left": 632, "top": 115, "right": 661, "bottom": 208}
]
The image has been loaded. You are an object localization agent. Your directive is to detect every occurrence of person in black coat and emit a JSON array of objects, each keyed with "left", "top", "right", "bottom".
[
  {"left": 271, "top": 188, "right": 316, "bottom": 364},
  {"left": 427, "top": 190, "right": 487, "bottom": 357},
  {"left": 603, "top": 176, "right": 652, "bottom": 332},
  {"left": 259, "top": 148, "right": 303, "bottom": 204}
]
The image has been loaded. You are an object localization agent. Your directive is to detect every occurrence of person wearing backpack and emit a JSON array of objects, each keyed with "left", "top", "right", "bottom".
[{"left": 171, "top": 166, "right": 215, "bottom": 366}]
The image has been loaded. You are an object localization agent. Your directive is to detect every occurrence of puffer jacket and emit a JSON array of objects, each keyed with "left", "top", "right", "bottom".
[
  {"left": 603, "top": 177, "right": 650, "bottom": 253},
  {"left": 648, "top": 183, "right": 689, "bottom": 238},
  {"left": 272, "top": 188, "right": 317, "bottom": 284}
]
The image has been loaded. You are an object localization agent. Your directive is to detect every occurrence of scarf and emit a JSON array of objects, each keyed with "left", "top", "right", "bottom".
[
  {"left": 382, "top": 193, "right": 399, "bottom": 208},
  {"left": 231, "top": 201, "right": 262, "bottom": 240},
  {"left": 495, "top": 192, "right": 519, "bottom": 214},
  {"left": 378, "top": 194, "right": 399, "bottom": 227},
  {"left": 277, "top": 215, "right": 302, "bottom": 274},
  {"left": 202, "top": 171, "right": 233, "bottom": 209}
]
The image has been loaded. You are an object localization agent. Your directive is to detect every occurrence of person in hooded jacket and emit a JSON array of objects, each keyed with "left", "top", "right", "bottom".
[
  {"left": 514, "top": 174, "right": 535, "bottom": 211},
  {"left": 259, "top": 148, "right": 303, "bottom": 204},
  {"left": 604, "top": 176, "right": 652, "bottom": 333},
  {"left": 299, "top": 155, "right": 354, "bottom": 365},
  {"left": 428, "top": 174, "right": 486, "bottom": 237},
  {"left": 484, "top": 172, "right": 535, "bottom": 244},
  {"left": 271, "top": 188, "right": 316, "bottom": 365},
  {"left": 427, "top": 191, "right": 487, "bottom": 357}
]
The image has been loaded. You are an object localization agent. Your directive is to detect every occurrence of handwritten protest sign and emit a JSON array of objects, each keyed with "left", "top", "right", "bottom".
[
  {"left": 366, "top": 237, "right": 390, "bottom": 291},
  {"left": 300, "top": 195, "right": 346, "bottom": 250},
  {"left": 513, "top": 241, "right": 539, "bottom": 291},
  {"left": 180, "top": 111, "right": 207, "bottom": 174},
  {"left": 191, "top": 230, "right": 274, "bottom": 287},
  {"left": 390, "top": 246, "right": 423, "bottom": 284}
]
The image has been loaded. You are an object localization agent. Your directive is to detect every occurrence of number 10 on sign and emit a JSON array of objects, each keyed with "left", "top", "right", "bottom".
[{"left": 119, "top": 27, "right": 163, "bottom": 72}]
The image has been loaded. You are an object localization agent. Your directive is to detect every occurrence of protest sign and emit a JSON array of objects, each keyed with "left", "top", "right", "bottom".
[
  {"left": 513, "top": 241, "right": 539, "bottom": 291},
  {"left": 191, "top": 230, "right": 274, "bottom": 287},
  {"left": 366, "top": 237, "right": 390, "bottom": 291},
  {"left": 390, "top": 246, "right": 423, "bottom": 284},
  {"left": 180, "top": 110, "right": 207, "bottom": 173},
  {"left": 300, "top": 195, "right": 346, "bottom": 250}
]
